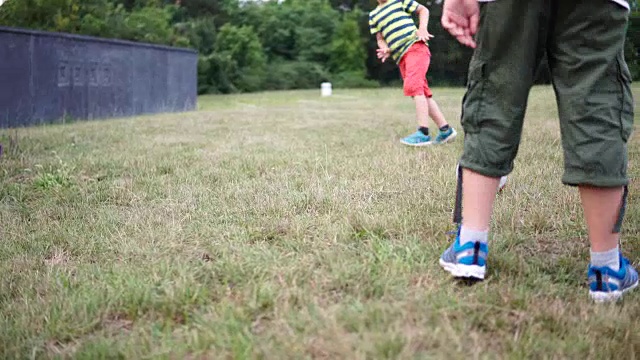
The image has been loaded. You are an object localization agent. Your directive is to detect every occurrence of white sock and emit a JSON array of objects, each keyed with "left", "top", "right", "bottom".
[
  {"left": 459, "top": 226, "right": 488, "bottom": 246},
  {"left": 590, "top": 246, "right": 620, "bottom": 271}
]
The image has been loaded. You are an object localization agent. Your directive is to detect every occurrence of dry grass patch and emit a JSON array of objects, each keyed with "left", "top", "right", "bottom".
[{"left": 1, "top": 86, "right": 640, "bottom": 358}]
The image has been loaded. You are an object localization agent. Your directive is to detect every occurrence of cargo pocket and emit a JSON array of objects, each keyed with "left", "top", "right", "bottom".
[
  {"left": 461, "top": 60, "right": 487, "bottom": 134},
  {"left": 617, "top": 54, "right": 634, "bottom": 142}
]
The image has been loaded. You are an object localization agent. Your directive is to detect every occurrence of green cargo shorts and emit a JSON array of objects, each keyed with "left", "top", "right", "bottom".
[{"left": 459, "top": 0, "right": 634, "bottom": 187}]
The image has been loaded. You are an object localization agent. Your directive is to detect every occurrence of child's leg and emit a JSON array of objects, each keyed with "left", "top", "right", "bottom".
[
  {"left": 427, "top": 97, "right": 447, "bottom": 129},
  {"left": 414, "top": 95, "right": 430, "bottom": 129},
  {"left": 440, "top": 0, "right": 547, "bottom": 279},
  {"left": 457, "top": 0, "right": 547, "bottom": 219},
  {"left": 428, "top": 95, "right": 458, "bottom": 144},
  {"left": 461, "top": 169, "right": 500, "bottom": 232},
  {"left": 420, "top": 49, "right": 449, "bottom": 130},
  {"left": 549, "top": 1, "right": 636, "bottom": 301},
  {"left": 580, "top": 186, "right": 623, "bottom": 252},
  {"left": 401, "top": 43, "right": 456, "bottom": 145},
  {"left": 403, "top": 44, "right": 432, "bottom": 129},
  {"left": 399, "top": 43, "right": 435, "bottom": 146}
]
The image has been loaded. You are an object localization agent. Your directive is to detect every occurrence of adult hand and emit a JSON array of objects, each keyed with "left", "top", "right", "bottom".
[{"left": 441, "top": 0, "right": 480, "bottom": 48}]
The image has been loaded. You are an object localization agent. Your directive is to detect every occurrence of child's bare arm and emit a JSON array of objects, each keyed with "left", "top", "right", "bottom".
[
  {"left": 376, "top": 32, "right": 389, "bottom": 51},
  {"left": 416, "top": 5, "right": 435, "bottom": 42},
  {"left": 376, "top": 32, "right": 391, "bottom": 62}
]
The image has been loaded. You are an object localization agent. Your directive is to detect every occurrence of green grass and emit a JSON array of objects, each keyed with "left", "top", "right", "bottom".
[{"left": 1, "top": 86, "right": 640, "bottom": 359}]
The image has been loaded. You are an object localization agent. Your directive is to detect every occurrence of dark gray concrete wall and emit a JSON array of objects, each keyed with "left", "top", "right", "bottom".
[{"left": 0, "top": 26, "right": 198, "bottom": 128}]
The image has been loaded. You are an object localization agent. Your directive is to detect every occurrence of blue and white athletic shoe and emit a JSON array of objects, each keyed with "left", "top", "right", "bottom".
[
  {"left": 588, "top": 254, "right": 638, "bottom": 302},
  {"left": 400, "top": 131, "right": 432, "bottom": 146},
  {"left": 434, "top": 127, "right": 457, "bottom": 144},
  {"left": 439, "top": 233, "right": 488, "bottom": 280}
]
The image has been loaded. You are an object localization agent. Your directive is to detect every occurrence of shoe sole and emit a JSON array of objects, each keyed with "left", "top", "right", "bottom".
[
  {"left": 436, "top": 129, "right": 458, "bottom": 144},
  {"left": 498, "top": 176, "right": 508, "bottom": 191},
  {"left": 400, "top": 140, "right": 432, "bottom": 147},
  {"left": 439, "top": 259, "right": 486, "bottom": 280},
  {"left": 589, "top": 280, "right": 639, "bottom": 303}
]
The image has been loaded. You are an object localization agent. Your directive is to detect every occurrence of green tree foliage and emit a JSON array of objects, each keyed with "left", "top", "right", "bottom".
[
  {"left": 198, "top": 53, "right": 237, "bottom": 94},
  {"left": 254, "top": 3, "right": 299, "bottom": 60},
  {"left": 0, "top": 0, "right": 86, "bottom": 32},
  {"left": 174, "top": 16, "right": 217, "bottom": 55},
  {"left": 330, "top": 10, "right": 366, "bottom": 74},
  {"left": 626, "top": 11, "right": 640, "bottom": 79},
  {"left": 292, "top": 0, "right": 338, "bottom": 64},
  {"left": 1, "top": 0, "right": 639, "bottom": 94},
  {"left": 328, "top": 9, "right": 378, "bottom": 88},
  {"left": 265, "top": 60, "right": 331, "bottom": 90},
  {"left": 0, "top": 0, "right": 184, "bottom": 45},
  {"left": 215, "top": 24, "right": 267, "bottom": 92}
]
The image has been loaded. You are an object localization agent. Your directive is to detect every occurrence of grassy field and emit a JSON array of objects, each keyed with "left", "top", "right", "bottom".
[{"left": 1, "top": 86, "right": 640, "bottom": 359}]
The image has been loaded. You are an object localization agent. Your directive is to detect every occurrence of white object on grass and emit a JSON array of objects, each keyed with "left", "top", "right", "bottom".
[
  {"left": 321, "top": 82, "right": 332, "bottom": 97},
  {"left": 456, "top": 163, "right": 508, "bottom": 191}
]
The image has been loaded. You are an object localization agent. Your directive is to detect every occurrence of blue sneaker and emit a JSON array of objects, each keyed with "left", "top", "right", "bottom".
[
  {"left": 400, "top": 131, "right": 432, "bottom": 146},
  {"left": 588, "top": 254, "right": 638, "bottom": 302},
  {"left": 434, "top": 127, "right": 457, "bottom": 144},
  {"left": 439, "top": 234, "right": 488, "bottom": 280}
]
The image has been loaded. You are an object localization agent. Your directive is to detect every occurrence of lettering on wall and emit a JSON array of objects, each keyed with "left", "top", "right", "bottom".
[
  {"left": 58, "top": 60, "right": 112, "bottom": 87},
  {"left": 58, "top": 61, "right": 70, "bottom": 87}
]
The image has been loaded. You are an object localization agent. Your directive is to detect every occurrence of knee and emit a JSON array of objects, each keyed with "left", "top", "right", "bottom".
[{"left": 460, "top": 129, "right": 520, "bottom": 177}]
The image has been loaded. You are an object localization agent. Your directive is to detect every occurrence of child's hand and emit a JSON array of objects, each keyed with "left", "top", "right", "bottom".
[
  {"left": 417, "top": 29, "right": 434, "bottom": 43},
  {"left": 377, "top": 47, "right": 390, "bottom": 63}
]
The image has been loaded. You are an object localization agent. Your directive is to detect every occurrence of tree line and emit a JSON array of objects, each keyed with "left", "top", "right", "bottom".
[{"left": 1, "top": 0, "right": 639, "bottom": 94}]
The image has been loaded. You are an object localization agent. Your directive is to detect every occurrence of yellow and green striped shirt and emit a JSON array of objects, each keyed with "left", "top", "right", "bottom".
[{"left": 369, "top": 0, "right": 422, "bottom": 63}]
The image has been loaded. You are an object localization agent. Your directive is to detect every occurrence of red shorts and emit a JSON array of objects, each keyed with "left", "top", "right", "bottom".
[{"left": 398, "top": 42, "right": 432, "bottom": 98}]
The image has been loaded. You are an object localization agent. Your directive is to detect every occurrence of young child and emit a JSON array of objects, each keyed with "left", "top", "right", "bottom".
[
  {"left": 369, "top": 0, "right": 457, "bottom": 146},
  {"left": 440, "top": 0, "right": 638, "bottom": 302}
]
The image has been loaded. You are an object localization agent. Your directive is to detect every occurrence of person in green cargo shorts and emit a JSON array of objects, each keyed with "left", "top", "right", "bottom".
[{"left": 438, "top": 0, "right": 638, "bottom": 302}]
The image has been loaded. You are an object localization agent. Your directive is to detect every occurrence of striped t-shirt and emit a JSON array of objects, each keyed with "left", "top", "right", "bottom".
[{"left": 369, "top": 0, "right": 423, "bottom": 64}]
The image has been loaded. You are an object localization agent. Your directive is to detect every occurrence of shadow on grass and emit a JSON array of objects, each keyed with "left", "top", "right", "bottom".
[{"left": 455, "top": 277, "right": 484, "bottom": 287}]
